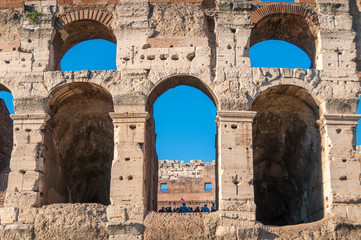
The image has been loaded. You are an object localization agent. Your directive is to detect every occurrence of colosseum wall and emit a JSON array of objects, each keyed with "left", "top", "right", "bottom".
[{"left": 0, "top": 0, "right": 360, "bottom": 239}]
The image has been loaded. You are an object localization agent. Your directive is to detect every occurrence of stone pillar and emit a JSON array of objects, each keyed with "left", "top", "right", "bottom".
[
  {"left": 216, "top": 111, "right": 256, "bottom": 219},
  {"left": 316, "top": 1, "right": 355, "bottom": 72},
  {"left": 108, "top": 112, "right": 149, "bottom": 221},
  {"left": 5, "top": 113, "right": 47, "bottom": 208},
  {"left": 319, "top": 113, "right": 361, "bottom": 220}
]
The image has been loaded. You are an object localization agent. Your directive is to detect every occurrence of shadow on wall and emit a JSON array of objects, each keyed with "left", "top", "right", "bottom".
[
  {"left": 252, "top": 85, "right": 324, "bottom": 226},
  {"left": 41, "top": 83, "right": 114, "bottom": 205}
]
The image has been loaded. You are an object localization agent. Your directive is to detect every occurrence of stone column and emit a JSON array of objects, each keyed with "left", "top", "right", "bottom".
[
  {"left": 5, "top": 113, "right": 47, "bottom": 208},
  {"left": 108, "top": 112, "right": 149, "bottom": 222},
  {"left": 319, "top": 113, "right": 361, "bottom": 220},
  {"left": 216, "top": 111, "right": 256, "bottom": 219}
]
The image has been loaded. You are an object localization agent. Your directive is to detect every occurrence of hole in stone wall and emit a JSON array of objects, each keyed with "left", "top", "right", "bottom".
[
  {"left": 0, "top": 89, "right": 14, "bottom": 192},
  {"left": 339, "top": 175, "right": 347, "bottom": 181},
  {"left": 231, "top": 124, "right": 238, "bottom": 129},
  {"left": 336, "top": 129, "right": 342, "bottom": 134},
  {"left": 129, "top": 124, "right": 136, "bottom": 130},
  {"left": 252, "top": 85, "right": 323, "bottom": 226},
  {"left": 204, "top": 183, "right": 212, "bottom": 192},
  {"left": 149, "top": 84, "right": 217, "bottom": 212},
  {"left": 160, "top": 183, "right": 168, "bottom": 192}
]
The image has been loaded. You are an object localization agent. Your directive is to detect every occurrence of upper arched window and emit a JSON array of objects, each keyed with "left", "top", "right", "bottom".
[
  {"left": 250, "top": 5, "right": 318, "bottom": 68},
  {"left": 50, "top": 9, "right": 116, "bottom": 71}
]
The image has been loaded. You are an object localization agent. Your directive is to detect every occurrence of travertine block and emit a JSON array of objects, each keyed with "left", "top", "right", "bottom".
[
  {"left": 22, "top": 171, "right": 39, "bottom": 191},
  {"left": 0, "top": 207, "right": 18, "bottom": 225}
]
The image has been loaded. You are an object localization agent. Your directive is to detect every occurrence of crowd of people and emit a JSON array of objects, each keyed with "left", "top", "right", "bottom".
[{"left": 158, "top": 203, "right": 216, "bottom": 213}]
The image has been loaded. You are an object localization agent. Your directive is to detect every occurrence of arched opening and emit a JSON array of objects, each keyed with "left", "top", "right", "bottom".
[
  {"left": 41, "top": 82, "right": 114, "bottom": 205},
  {"left": 60, "top": 39, "right": 116, "bottom": 71},
  {"left": 250, "top": 40, "right": 311, "bottom": 69},
  {"left": 250, "top": 12, "right": 318, "bottom": 68},
  {"left": 50, "top": 19, "right": 116, "bottom": 71},
  {"left": 251, "top": 85, "right": 324, "bottom": 225},
  {"left": 145, "top": 76, "right": 218, "bottom": 212},
  {"left": 0, "top": 86, "right": 13, "bottom": 196}
]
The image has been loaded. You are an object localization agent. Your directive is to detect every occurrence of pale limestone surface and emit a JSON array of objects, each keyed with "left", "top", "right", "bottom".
[{"left": 0, "top": 0, "right": 360, "bottom": 239}]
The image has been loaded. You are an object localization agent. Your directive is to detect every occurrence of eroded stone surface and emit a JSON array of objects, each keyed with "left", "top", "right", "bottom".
[{"left": 0, "top": 0, "right": 360, "bottom": 238}]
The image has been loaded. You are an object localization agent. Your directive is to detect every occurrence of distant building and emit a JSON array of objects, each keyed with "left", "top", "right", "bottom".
[{"left": 157, "top": 160, "right": 216, "bottom": 210}]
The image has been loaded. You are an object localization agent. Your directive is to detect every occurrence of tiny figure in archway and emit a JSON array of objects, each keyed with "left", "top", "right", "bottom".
[
  {"left": 179, "top": 203, "right": 188, "bottom": 213},
  {"left": 201, "top": 204, "right": 210, "bottom": 212},
  {"left": 211, "top": 203, "right": 216, "bottom": 212}
]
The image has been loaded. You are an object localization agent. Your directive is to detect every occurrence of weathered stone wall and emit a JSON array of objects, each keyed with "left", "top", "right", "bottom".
[
  {"left": 0, "top": 0, "right": 360, "bottom": 239},
  {"left": 158, "top": 160, "right": 216, "bottom": 209}
]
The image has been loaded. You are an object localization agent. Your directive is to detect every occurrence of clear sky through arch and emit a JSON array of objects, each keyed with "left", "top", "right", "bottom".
[
  {"left": 154, "top": 86, "right": 217, "bottom": 162},
  {"left": 0, "top": 91, "right": 14, "bottom": 114},
  {"left": 250, "top": 40, "right": 311, "bottom": 69},
  {"left": 60, "top": 39, "right": 116, "bottom": 71}
]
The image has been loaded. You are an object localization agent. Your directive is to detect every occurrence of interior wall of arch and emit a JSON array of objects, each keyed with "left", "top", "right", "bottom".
[
  {"left": 0, "top": 86, "right": 13, "bottom": 191},
  {"left": 251, "top": 85, "right": 324, "bottom": 226},
  {"left": 41, "top": 84, "right": 114, "bottom": 205}
]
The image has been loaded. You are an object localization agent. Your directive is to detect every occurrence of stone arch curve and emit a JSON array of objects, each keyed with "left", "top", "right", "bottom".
[
  {"left": 146, "top": 74, "right": 219, "bottom": 112},
  {"left": 50, "top": 7, "right": 116, "bottom": 71},
  {"left": 250, "top": 4, "right": 319, "bottom": 68},
  {"left": 47, "top": 81, "right": 114, "bottom": 117},
  {"left": 55, "top": 7, "right": 113, "bottom": 30},
  {"left": 252, "top": 79, "right": 322, "bottom": 114},
  {"left": 251, "top": 4, "right": 319, "bottom": 26}
]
